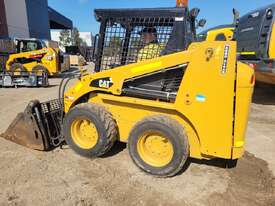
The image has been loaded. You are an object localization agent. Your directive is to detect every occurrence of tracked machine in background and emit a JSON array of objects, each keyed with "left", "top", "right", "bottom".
[
  {"left": 236, "top": 4, "right": 275, "bottom": 84},
  {"left": 1, "top": 0, "right": 255, "bottom": 177},
  {"left": 199, "top": 4, "right": 275, "bottom": 85}
]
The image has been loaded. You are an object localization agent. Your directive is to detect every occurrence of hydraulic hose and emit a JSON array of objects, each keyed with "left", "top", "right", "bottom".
[{"left": 58, "top": 73, "right": 80, "bottom": 122}]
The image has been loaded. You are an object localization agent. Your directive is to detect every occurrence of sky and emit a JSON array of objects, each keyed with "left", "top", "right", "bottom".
[{"left": 48, "top": 0, "right": 275, "bottom": 34}]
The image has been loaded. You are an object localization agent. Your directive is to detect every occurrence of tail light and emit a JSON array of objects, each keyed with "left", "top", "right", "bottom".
[
  {"left": 248, "top": 63, "right": 257, "bottom": 70},
  {"left": 250, "top": 74, "right": 255, "bottom": 85}
]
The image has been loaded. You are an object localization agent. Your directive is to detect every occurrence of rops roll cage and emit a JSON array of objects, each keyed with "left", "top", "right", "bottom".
[{"left": 92, "top": 7, "right": 204, "bottom": 72}]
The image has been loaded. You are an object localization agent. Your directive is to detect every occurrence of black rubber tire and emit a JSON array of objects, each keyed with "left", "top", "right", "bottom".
[
  {"left": 32, "top": 65, "right": 49, "bottom": 87},
  {"left": 64, "top": 103, "right": 118, "bottom": 158},
  {"left": 128, "top": 115, "right": 189, "bottom": 177},
  {"left": 32, "top": 65, "right": 49, "bottom": 76},
  {"left": 226, "top": 159, "right": 238, "bottom": 169},
  {"left": 9, "top": 63, "right": 28, "bottom": 76}
]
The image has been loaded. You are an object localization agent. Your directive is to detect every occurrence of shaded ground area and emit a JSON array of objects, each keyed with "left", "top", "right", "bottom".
[
  {"left": 207, "top": 152, "right": 275, "bottom": 206},
  {"left": 0, "top": 76, "right": 274, "bottom": 206}
]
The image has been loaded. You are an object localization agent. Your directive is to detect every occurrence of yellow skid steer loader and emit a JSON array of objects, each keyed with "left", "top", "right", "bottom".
[
  {"left": 5, "top": 38, "right": 69, "bottom": 76},
  {"left": 1, "top": 1, "right": 255, "bottom": 177}
]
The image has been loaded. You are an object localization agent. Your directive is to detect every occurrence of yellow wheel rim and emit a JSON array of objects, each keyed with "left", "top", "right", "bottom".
[
  {"left": 71, "top": 118, "right": 98, "bottom": 149},
  {"left": 13, "top": 68, "right": 21, "bottom": 75},
  {"left": 137, "top": 132, "right": 174, "bottom": 167}
]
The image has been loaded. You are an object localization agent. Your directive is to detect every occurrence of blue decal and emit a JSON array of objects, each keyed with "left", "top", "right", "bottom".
[{"left": 196, "top": 94, "right": 206, "bottom": 102}]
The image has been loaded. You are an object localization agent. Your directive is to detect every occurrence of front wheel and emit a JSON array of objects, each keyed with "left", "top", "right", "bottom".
[
  {"left": 10, "top": 63, "right": 28, "bottom": 76},
  {"left": 128, "top": 115, "right": 189, "bottom": 177},
  {"left": 63, "top": 103, "right": 118, "bottom": 158}
]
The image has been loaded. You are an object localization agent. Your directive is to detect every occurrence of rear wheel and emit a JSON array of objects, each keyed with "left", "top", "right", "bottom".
[
  {"left": 32, "top": 65, "right": 49, "bottom": 87},
  {"left": 10, "top": 63, "right": 28, "bottom": 76},
  {"left": 64, "top": 103, "right": 118, "bottom": 157},
  {"left": 32, "top": 65, "right": 49, "bottom": 76},
  {"left": 128, "top": 115, "right": 189, "bottom": 177}
]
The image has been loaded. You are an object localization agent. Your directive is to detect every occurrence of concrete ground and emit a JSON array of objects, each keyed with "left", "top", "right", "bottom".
[{"left": 0, "top": 70, "right": 274, "bottom": 206}]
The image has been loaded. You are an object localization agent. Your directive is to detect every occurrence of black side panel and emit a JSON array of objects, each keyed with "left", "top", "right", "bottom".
[
  {"left": 236, "top": 4, "right": 275, "bottom": 59},
  {"left": 258, "top": 9, "right": 274, "bottom": 59},
  {"left": 236, "top": 9, "right": 265, "bottom": 56},
  {"left": 122, "top": 65, "right": 186, "bottom": 101}
]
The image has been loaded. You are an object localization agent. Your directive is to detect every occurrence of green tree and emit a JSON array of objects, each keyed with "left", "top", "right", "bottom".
[
  {"left": 71, "top": 27, "right": 87, "bottom": 47},
  {"left": 70, "top": 27, "right": 88, "bottom": 58},
  {"left": 106, "top": 36, "right": 122, "bottom": 56},
  {"left": 59, "top": 29, "right": 71, "bottom": 48}
]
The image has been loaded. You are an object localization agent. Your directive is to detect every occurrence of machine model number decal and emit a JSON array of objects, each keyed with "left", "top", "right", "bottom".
[
  {"left": 221, "top": 45, "right": 230, "bottom": 75},
  {"left": 90, "top": 77, "right": 113, "bottom": 89}
]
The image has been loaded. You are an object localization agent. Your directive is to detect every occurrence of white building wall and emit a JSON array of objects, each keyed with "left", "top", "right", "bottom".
[
  {"left": 79, "top": 32, "right": 93, "bottom": 47},
  {"left": 4, "top": 0, "right": 30, "bottom": 38},
  {"left": 51, "top": 31, "right": 65, "bottom": 51},
  {"left": 50, "top": 31, "right": 60, "bottom": 43},
  {"left": 51, "top": 31, "right": 93, "bottom": 47}
]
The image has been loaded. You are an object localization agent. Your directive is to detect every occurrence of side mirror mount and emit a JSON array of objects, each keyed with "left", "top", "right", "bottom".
[
  {"left": 233, "top": 8, "right": 240, "bottom": 25},
  {"left": 190, "top": 8, "right": 200, "bottom": 18},
  {"left": 198, "top": 19, "right": 207, "bottom": 28}
]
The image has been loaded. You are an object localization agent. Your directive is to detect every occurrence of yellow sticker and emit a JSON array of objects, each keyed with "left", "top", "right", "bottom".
[
  {"left": 239, "top": 51, "right": 256, "bottom": 55},
  {"left": 131, "top": 61, "right": 162, "bottom": 73},
  {"left": 74, "top": 83, "right": 82, "bottom": 92}
]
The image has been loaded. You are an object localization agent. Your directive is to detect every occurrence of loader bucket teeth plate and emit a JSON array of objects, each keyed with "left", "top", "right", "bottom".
[{"left": 1, "top": 112, "right": 45, "bottom": 151}]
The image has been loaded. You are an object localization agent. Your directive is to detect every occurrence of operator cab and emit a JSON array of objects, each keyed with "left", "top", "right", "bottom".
[
  {"left": 93, "top": 7, "right": 204, "bottom": 72},
  {"left": 15, "top": 39, "right": 45, "bottom": 53}
]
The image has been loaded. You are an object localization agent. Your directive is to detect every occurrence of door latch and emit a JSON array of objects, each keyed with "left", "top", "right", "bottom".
[{"left": 205, "top": 48, "right": 214, "bottom": 61}]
